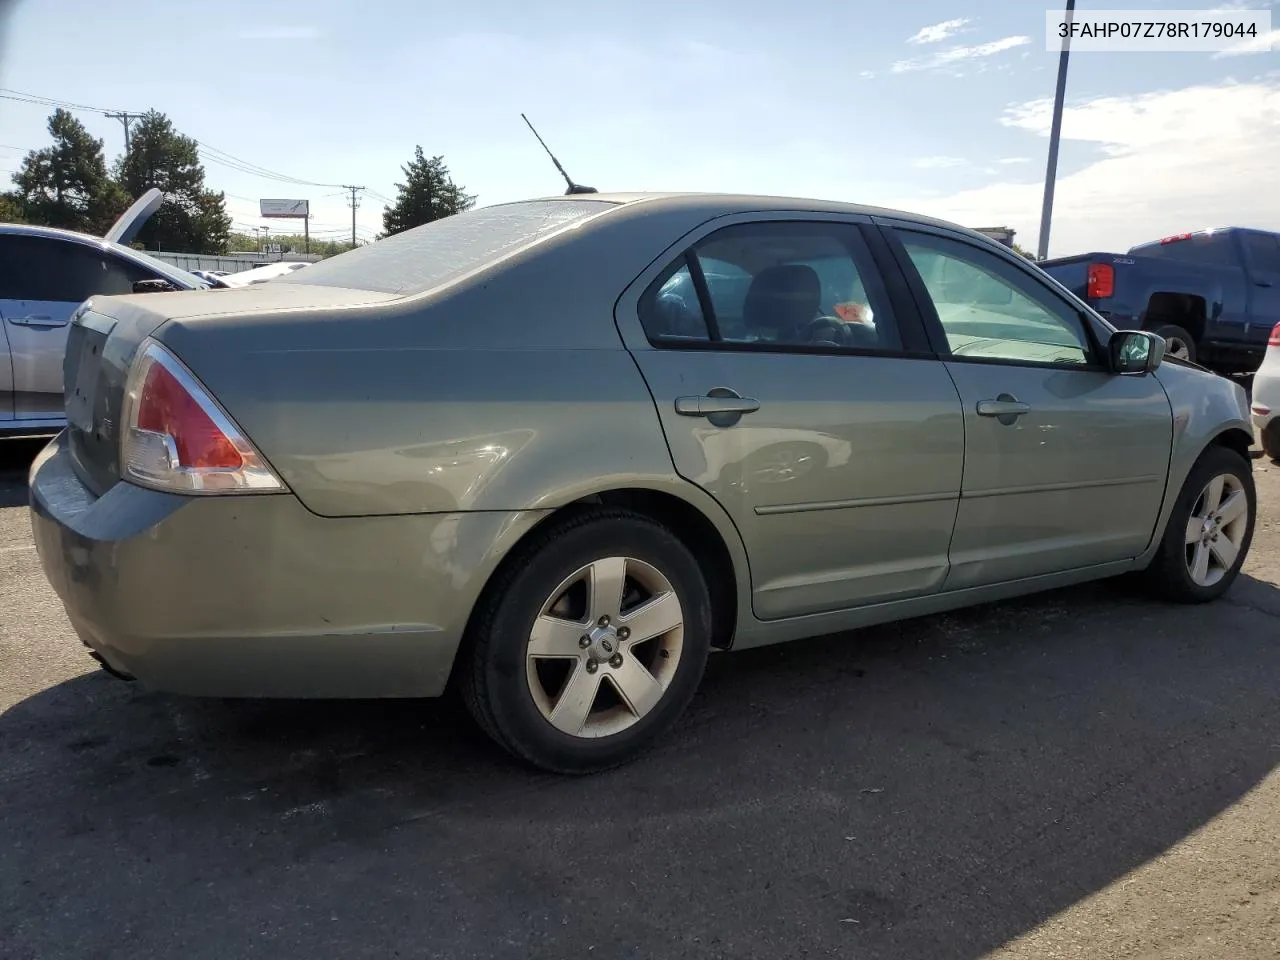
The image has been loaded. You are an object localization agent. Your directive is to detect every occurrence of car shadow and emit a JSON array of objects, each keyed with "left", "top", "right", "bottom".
[
  {"left": 0, "top": 437, "right": 48, "bottom": 508},
  {"left": 2, "top": 570, "right": 1278, "bottom": 959}
]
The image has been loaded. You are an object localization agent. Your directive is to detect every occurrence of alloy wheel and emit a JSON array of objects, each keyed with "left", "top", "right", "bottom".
[
  {"left": 1184, "top": 472, "right": 1249, "bottom": 586},
  {"left": 525, "top": 556, "right": 684, "bottom": 738}
]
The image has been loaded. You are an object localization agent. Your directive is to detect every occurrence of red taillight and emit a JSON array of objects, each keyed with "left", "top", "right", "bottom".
[
  {"left": 136, "top": 361, "right": 243, "bottom": 469},
  {"left": 1159, "top": 233, "right": 1193, "bottom": 245},
  {"left": 1269, "top": 323, "right": 1280, "bottom": 346},
  {"left": 121, "top": 340, "right": 284, "bottom": 494},
  {"left": 1087, "top": 262, "right": 1115, "bottom": 299}
]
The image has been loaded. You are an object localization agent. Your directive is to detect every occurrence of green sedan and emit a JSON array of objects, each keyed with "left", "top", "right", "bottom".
[{"left": 28, "top": 193, "right": 1258, "bottom": 774}]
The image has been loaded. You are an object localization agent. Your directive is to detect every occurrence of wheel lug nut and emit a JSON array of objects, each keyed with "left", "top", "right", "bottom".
[
  {"left": 610, "top": 654, "right": 623, "bottom": 668},
  {"left": 579, "top": 636, "right": 590, "bottom": 648},
  {"left": 617, "top": 627, "right": 630, "bottom": 640},
  {"left": 598, "top": 615, "right": 610, "bottom": 626},
  {"left": 586, "top": 661, "right": 598, "bottom": 674}
]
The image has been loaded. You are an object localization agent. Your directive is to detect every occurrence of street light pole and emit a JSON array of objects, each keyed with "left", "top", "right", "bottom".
[{"left": 1037, "top": 0, "right": 1076, "bottom": 261}]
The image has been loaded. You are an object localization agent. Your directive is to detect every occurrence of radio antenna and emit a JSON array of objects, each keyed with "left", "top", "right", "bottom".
[{"left": 521, "top": 113, "right": 598, "bottom": 195}]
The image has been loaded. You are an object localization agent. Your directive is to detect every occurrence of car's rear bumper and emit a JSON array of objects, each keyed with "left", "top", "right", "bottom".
[
  {"left": 1253, "top": 365, "right": 1280, "bottom": 444},
  {"left": 28, "top": 432, "right": 533, "bottom": 698}
]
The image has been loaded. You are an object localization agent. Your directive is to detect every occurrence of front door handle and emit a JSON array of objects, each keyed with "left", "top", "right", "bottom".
[
  {"left": 674, "top": 395, "right": 761, "bottom": 417},
  {"left": 976, "top": 394, "right": 1031, "bottom": 425},
  {"left": 7, "top": 314, "right": 67, "bottom": 327}
]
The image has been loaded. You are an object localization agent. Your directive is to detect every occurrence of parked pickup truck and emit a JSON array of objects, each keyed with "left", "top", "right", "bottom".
[{"left": 1039, "top": 227, "right": 1280, "bottom": 373}]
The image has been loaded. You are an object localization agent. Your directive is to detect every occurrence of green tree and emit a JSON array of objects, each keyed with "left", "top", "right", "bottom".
[
  {"left": 9, "top": 108, "right": 128, "bottom": 234},
  {"left": 381, "top": 146, "right": 475, "bottom": 236},
  {"left": 1012, "top": 242, "right": 1038, "bottom": 261},
  {"left": 115, "top": 110, "right": 231, "bottom": 254},
  {"left": 226, "top": 230, "right": 356, "bottom": 258},
  {"left": 0, "top": 191, "right": 25, "bottom": 223}
]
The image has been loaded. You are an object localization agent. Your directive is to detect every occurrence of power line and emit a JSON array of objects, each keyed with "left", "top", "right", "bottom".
[{"left": 0, "top": 87, "right": 348, "bottom": 190}]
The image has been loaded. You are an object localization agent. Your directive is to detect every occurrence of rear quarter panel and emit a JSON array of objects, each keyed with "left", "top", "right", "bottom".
[{"left": 152, "top": 205, "right": 736, "bottom": 519}]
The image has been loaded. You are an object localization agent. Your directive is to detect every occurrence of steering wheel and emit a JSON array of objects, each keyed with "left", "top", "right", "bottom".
[{"left": 796, "top": 316, "right": 850, "bottom": 346}]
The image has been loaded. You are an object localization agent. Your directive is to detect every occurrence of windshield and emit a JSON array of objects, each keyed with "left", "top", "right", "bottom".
[
  {"left": 279, "top": 199, "right": 617, "bottom": 295},
  {"left": 112, "top": 243, "right": 209, "bottom": 289}
]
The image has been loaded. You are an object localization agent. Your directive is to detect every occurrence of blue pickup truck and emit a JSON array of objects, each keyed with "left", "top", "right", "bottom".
[{"left": 1039, "top": 227, "right": 1280, "bottom": 373}]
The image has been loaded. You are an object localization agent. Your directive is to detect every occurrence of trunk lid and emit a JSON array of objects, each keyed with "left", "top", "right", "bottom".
[{"left": 63, "top": 283, "right": 398, "bottom": 495}]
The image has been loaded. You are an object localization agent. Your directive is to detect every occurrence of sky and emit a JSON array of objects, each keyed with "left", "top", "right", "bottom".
[{"left": 0, "top": 0, "right": 1277, "bottom": 256}]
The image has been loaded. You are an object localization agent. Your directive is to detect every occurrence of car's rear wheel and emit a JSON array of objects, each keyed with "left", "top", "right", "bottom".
[
  {"left": 1141, "top": 446, "right": 1255, "bottom": 603},
  {"left": 460, "top": 508, "right": 712, "bottom": 774}
]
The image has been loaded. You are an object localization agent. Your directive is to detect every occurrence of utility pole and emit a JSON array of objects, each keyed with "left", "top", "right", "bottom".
[
  {"left": 344, "top": 185, "right": 364, "bottom": 247},
  {"left": 1037, "top": 0, "right": 1076, "bottom": 261},
  {"left": 105, "top": 111, "right": 139, "bottom": 155}
]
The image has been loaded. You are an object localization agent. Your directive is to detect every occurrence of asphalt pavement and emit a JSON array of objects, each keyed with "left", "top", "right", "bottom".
[{"left": 1, "top": 436, "right": 1278, "bottom": 960}]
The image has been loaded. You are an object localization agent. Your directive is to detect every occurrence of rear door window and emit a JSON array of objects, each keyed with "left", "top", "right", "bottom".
[
  {"left": 637, "top": 220, "right": 902, "bottom": 353},
  {"left": 0, "top": 235, "right": 145, "bottom": 302},
  {"left": 1241, "top": 232, "right": 1280, "bottom": 273}
]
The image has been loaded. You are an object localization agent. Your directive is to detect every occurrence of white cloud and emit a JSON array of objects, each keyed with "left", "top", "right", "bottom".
[
  {"left": 907, "top": 18, "right": 970, "bottom": 45},
  {"left": 239, "top": 26, "right": 320, "bottom": 41},
  {"left": 885, "top": 80, "right": 1280, "bottom": 257},
  {"left": 913, "top": 155, "right": 966, "bottom": 169},
  {"left": 859, "top": 70, "right": 876, "bottom": 80},
  {"left": 998, "top": 157, "right": 1032, "bottom": 164},
  {"left": 891, "top": 35, "right": 1030, "bottom": 73},
  {"left": 1213, "top": 28, "right": 1280, "bottom": 56}
]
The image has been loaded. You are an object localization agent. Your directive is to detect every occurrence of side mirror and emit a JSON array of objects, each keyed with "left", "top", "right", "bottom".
[
  {"left": 133, "top": 278, "right": 175, "bottom": 294},
  {"left": 1109, "top": 330, "right": 1165, "bottom": 374}
]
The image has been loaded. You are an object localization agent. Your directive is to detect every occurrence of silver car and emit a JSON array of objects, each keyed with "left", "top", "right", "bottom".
[
  {"left": 29, "top": 193, "right": 1258, "bottom": 774},
  {"left": 1, "top": 190, "right": 208, "bottom": 435}
]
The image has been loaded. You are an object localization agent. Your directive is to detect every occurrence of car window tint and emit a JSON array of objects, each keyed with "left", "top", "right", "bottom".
[
  {"left": 637, "top": 259, "right": 712, "bottom": 342},
  {"left": 0, "top": 235, "right": 158, "bottom": 302},
  {"left": 690, "top": 222, "right": 901, "bottom": 352},
  {"left": 1129, "top": 233, "right": 1235, "bottom": 266},
  {"left": 900, "top": 231, "right": 1092, "bottom": 366},
  {"left": 1242, "top": 232, "right": 1280, "bottom": 273}
]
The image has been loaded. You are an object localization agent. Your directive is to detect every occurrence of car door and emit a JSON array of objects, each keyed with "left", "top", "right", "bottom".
[
  {"left": 0, "top": 235, "right": 150, "bottom": 420},
  {"left": 1240, "top": 231, "right": 1280, "bottom": 339},
  {"left": 878, "top": 220, "right": 1173, "bottom": 591},
  {"left": 615, "top": 214, "right": 965, "bottom": 621},
  {"left": 0, "top": 312, "right": 12, "bottom": 422}
]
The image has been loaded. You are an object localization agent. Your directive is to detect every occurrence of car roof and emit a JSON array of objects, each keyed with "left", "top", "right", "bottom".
[
  {"left": 509, "top": 191, "right": 977, "bottom": 234},
  {"left": 0, "top": 221, "right": 115, "bottom": 247}
]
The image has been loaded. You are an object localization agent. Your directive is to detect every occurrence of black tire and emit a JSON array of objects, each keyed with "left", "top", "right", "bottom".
[
  {"left": 1262, "top": 422, "right": 1280, "bottom": 463},
  {"left": 1141, "top": 445, "right": 1256, "bottom": 603},
  {"left": 460, "top": 507, "right": 713, "bottom": 774},
  {"left": 1150, "top": 324, "right": 1196, "bottom": 364}
]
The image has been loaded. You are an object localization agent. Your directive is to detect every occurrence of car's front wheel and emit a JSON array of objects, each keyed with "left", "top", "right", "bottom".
[
  {"left": 1142, "top": 445, "right": 1256, "bottom": 602},
  {"left": 460, "top": 508, "right": 712, "bottom": 774}
]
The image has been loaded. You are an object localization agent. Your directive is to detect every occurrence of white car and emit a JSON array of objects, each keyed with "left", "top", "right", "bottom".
[
  {"left": 1252, "top": 321, "right": 1280, "bottom": 460},
  {"left": 220, "top": 261, "right": 310, "bottom": 287}
]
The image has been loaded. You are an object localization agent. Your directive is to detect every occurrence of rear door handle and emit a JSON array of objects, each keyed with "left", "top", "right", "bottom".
[
  {"left": 7, "top": 314, "right": 67, "bottom": 327},
  {"left": 976, "top": 394, "right": 1031, "bottom": 424}
]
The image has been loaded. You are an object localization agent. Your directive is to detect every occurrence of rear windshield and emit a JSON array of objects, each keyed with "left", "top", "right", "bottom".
[
  {"left": 1129, "top": 233, "right": 1235, "bottom": 266},
  {"left": 278, "top": 199, "right": 617, "bottom": 295}
]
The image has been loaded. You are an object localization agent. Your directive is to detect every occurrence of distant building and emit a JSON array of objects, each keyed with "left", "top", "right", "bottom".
[{"left": 973, "top": 226, "right": 1016, "bottom": 248}]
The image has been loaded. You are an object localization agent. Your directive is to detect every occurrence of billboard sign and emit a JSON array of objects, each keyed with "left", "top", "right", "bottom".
[{"left": 259, "top": 199, "right": 309, "bottom": 219}]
